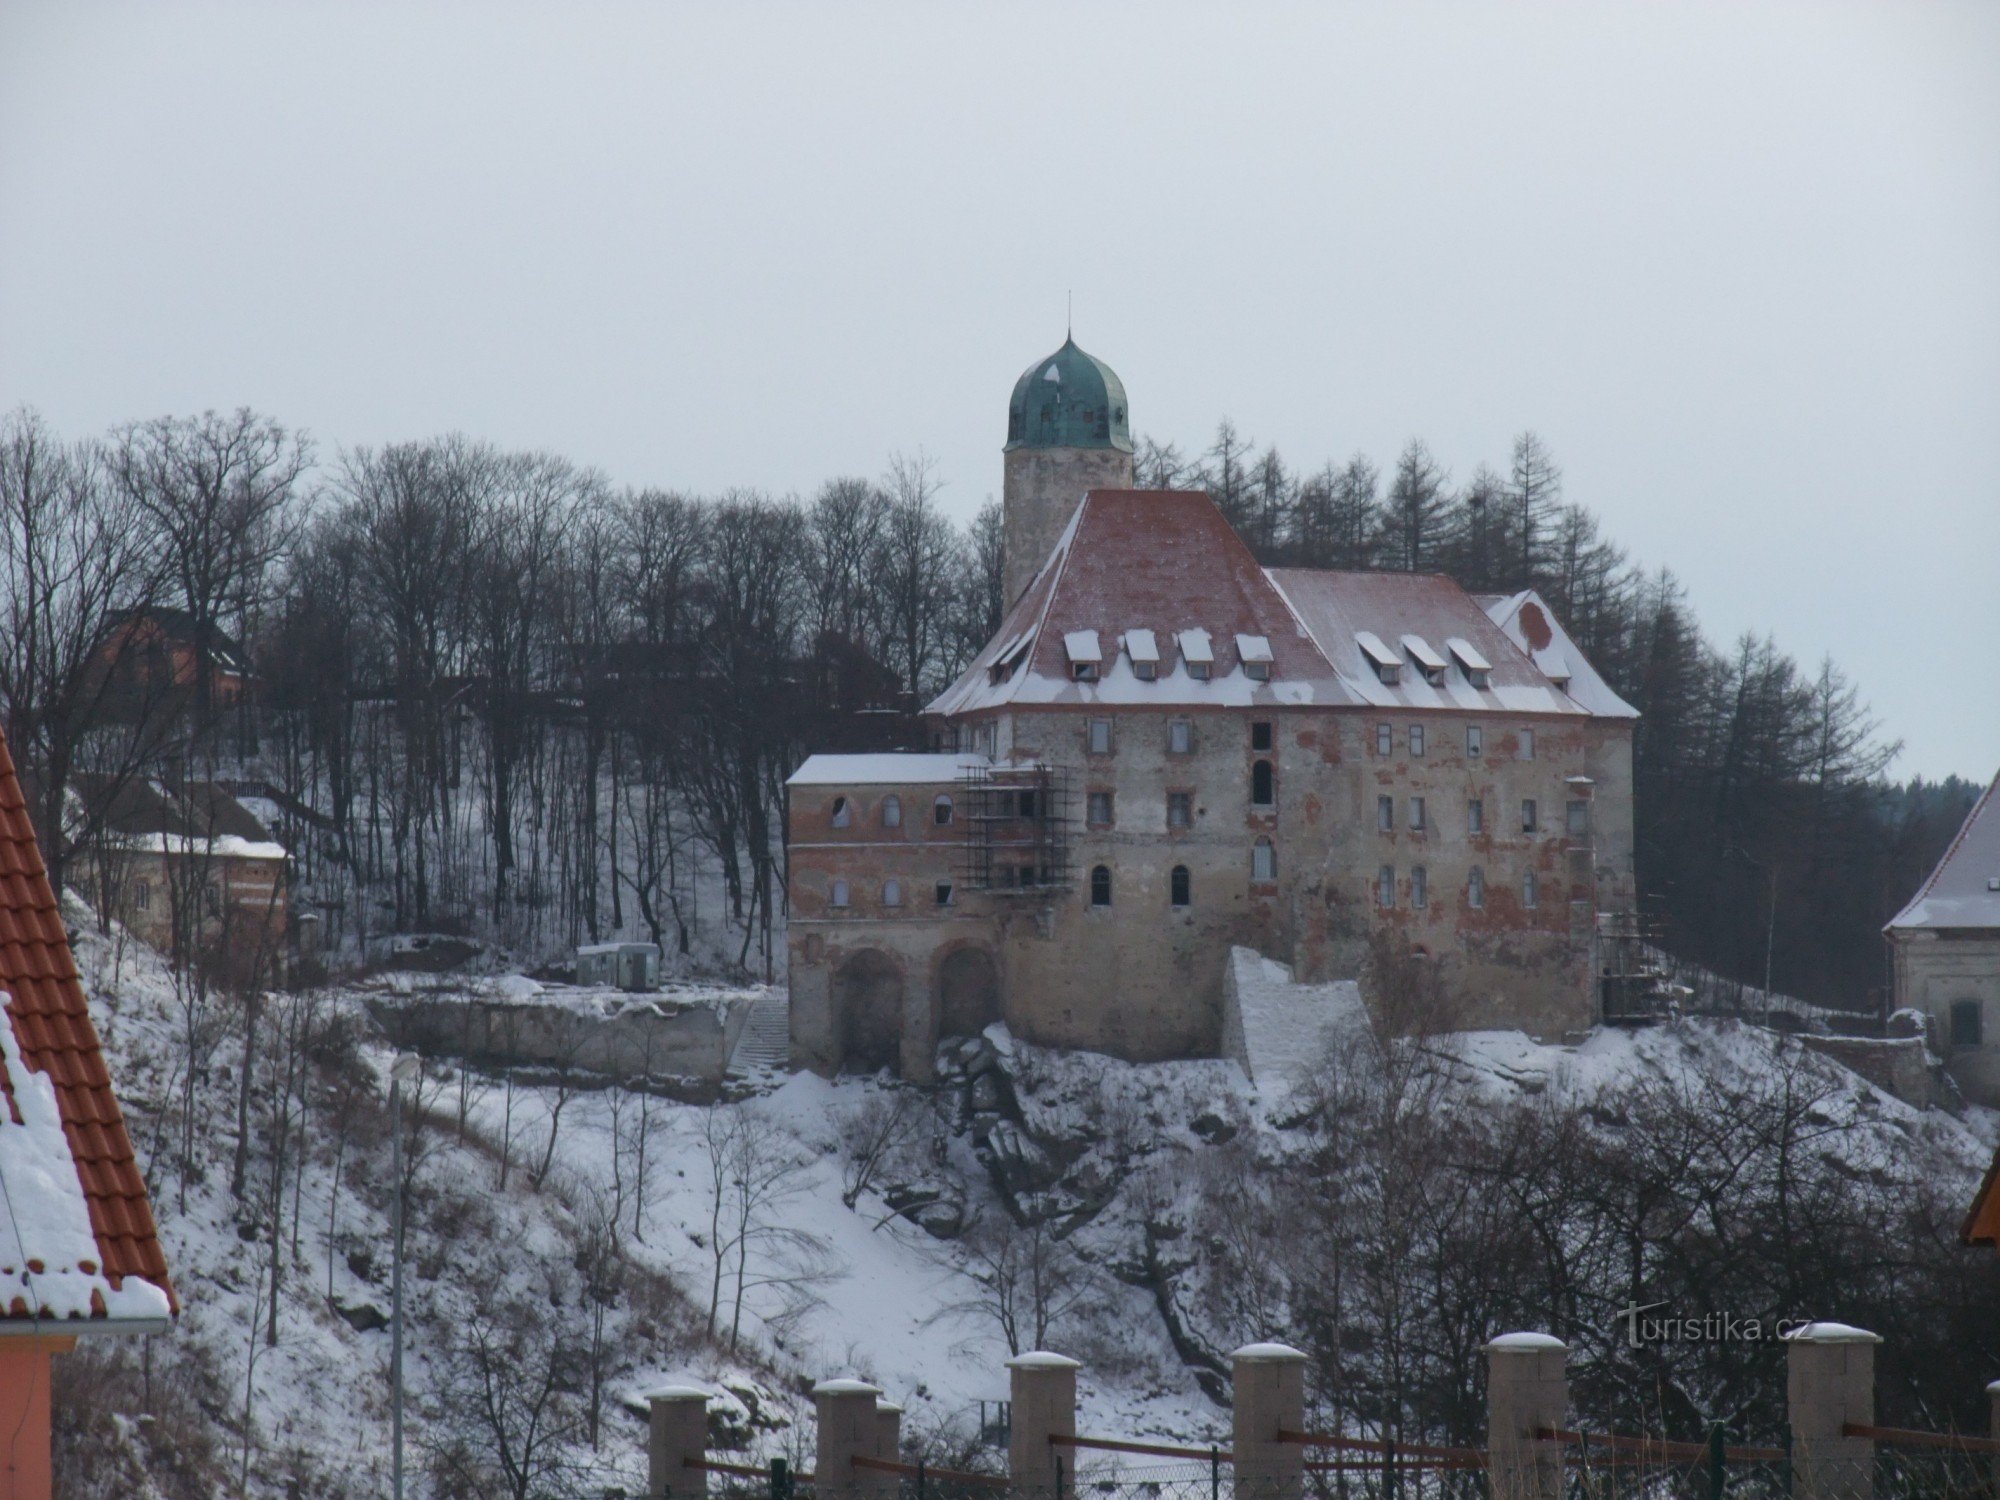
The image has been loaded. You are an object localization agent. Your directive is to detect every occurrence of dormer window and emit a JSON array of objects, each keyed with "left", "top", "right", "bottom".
[
  {"left": 1356, "top": 631, "right": 1401, "bottom": 686},
  {"left": 1447, "top": 637, "right": 1493, "bottom": 690},
  {"left": 1236, "top": 634, "right": 1273, "bottom": 682},
  {"left": 990, "top": 631, "right": 1033, "bottom": 685},
  {"left": 1177, "top": 628, "right": 1214, "bottom": 682},
  {"left": 1401, "top": 634, "right": 1448, "bottom": 687},
  {"left": 1064, "top": 629, "right": 1102, "bottom": 682},
  {"left": 1124, "top": 628, "right": 1160, "bottom": 683}
]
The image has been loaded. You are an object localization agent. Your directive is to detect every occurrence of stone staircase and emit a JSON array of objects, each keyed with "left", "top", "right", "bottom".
[{"left": 727, "top": 991, "right": 792, "bottom": 1078}]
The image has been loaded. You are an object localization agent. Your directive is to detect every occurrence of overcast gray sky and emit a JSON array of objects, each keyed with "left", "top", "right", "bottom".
[{"left": 2, "top": 2, "right": 1994, "bottom": 780}]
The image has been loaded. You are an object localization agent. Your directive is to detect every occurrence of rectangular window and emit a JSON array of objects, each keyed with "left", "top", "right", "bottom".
[
  {"left": 1466, "top": 725, "right": 1483, "bottom": 757},
  {"left": 1073, "top": 662, "right": 1098, "bottom": 682},
  {"left": 1468, "top": 866, "right": 1485, "bottom": 908},
  {"left": 1188, "top": 661, "right": 1211, "bottom": 681},
  {"left": 1519, "top": 728, "right": 1536, "bottom": 760},
  {"left": 1251, "top": 840, "right": 1277, "bottom": 881},
  {"left": 1088, "top": 791, "right": 1114, "bottom": 826},
  {"left": 1522, "top": 869, "right": 1538, "bottom": 908},
  {"left": 1169, "top": 720, "right": 1193, "bottom": 754},
  {"left": 935, "top": 881, "right": 954, "bottom": 907},
  {"left": 1017, "top": 789, "right": 1038, "bottom": 818},
  {"left": 1409, "top": 796, "right": 1426, "bottom": 831},
  {"left": 1251, "top": 720, "right": 1273, "bottom": 751},
  {"left": 1377, "top": 865, "right": 1395, "bottom": 908},
  {"left": 1134, "top": 660, "right": 1157, "bottom": 681},
  {"left": 1411, "top": 866, "right": 1427, "bottom": 908},
  {"left": 134, "top": 880, "right": 151, "bottom": 911},
  {"left": 1522, "top": 799, "right": 1538, "bottom": 834},
  {"left": 1245, "top": 662, "right": 1271, "bottom": 682},
  {"left": 1378, "top": 795, "right": 1395, "bottom": 832},
  {"left": 1088, "top": 718, "right": 1112, "bottom": 754},
  {"left": 1566, "top": 799, "right": 1590, "bottom": 836},
  {"left": 1168, "top": 792, "right": 1193, "bottom": 830},
  {"left": 1376, "top": 723, "right": 1393, "bottom": 757},
  {"left": 1468, "top": 798, "right": 1484, "bottom": 834},
  {"left": 1410, "top": 724, "right": 1425, "bottom": 757},
  {"left": 1952, "top": 999, "right": 1983, "bottom": 1049}
]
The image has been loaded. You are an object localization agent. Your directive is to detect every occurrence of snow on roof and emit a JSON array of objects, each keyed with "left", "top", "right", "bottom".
[
  {"left": 1122, "top": 628, "right": 1159, "bottom": 664},
  {"left": 1354, "top": 631, "right": 1399, "bottom": 670},
  {"left": 1445, "top": 636, "right": 1492, "bottom": 674},
  {"left": 1235, "top": 633, "right": 1273, "bottom": 664},
  {"left": 1482, "top": 590, "right": 1638, "bottom": 718},
  {"left": 923, "top": 488, "right": 1630, "bottom": 721},
  {"left": 1400, "top": 633, "right": 1448, "bottom": 672},
  {"left": 1487, "top": 1332, "right": 1567, "bottom": 1352},
  {"left": 1269, "top": 570, "right": 1605, "bottom": 716},
  {"left": 112, "top": 832, "right": 287, "bottom": 861},
  {"left": 1062, "top": 630, "right": 1101, "bottom": 664},
  {"left": 0, "top": 727, "right": 174, "bottom": 1327},
  {"left": 786, "top": 754, "right": 989, "bottom": 787},
  {"left": 1888, "top": 770, "right": 2000, "bottom": 931}
]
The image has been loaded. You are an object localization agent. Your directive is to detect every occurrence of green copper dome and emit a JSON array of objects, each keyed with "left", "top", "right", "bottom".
[{"left": 1004, "top": 337, "right": 1133, "bottom": 453}]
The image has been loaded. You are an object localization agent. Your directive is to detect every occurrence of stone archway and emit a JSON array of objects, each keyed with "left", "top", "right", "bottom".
[
  {"left": 937, "top": 947, "right": 1000, "bottom": 1041},
  {"left": 833, "top": 949, "right": 903, "bottom": 1074}
]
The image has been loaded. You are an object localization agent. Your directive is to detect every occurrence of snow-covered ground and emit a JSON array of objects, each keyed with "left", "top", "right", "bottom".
[{"left": 66, "top": 910, "right": 2000, "bottom": 1494}]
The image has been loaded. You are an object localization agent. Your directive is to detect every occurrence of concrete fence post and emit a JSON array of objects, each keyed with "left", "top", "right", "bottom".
[
  {"left": 1786, "top": 1323, "right": 1881, "bottom": 1500},
  {"left": 1486, "top": 1333, "right": 1567, "bottom": 1500},
  {"left": 874, "top": 1399, "right": 904, "bottom": 1500},
  {"left": 815, "top": 1378, "right": 885, "bottom": 1500},
  {"left": 1008, "top": 1351, "right": 1080, "bottom": 1495},
  {"left": 1232, "top": 1342, "right": 1307, "bottom": 1500},
  {"left": 645, "top": 1385, "right": 711, "bottom": 1500}
]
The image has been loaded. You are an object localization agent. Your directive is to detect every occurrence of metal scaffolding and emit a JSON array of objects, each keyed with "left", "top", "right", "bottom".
[{"left": 957, "top": 762, "right": 1075, "bottom": 894}]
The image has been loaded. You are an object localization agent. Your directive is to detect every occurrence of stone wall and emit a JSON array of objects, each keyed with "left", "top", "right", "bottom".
[
  {"left": 367, "top": 989, "right": 753, "bottom": 1084},
  {"left": 1001, "top": 446, "right": 1134, "bottom": 604}
]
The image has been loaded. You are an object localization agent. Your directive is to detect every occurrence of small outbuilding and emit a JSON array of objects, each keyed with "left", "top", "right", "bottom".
[{"left": 1886, "top": 770, "right": 2000, "bottom": 1106}]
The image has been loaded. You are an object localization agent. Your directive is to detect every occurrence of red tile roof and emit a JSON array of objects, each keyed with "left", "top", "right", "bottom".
[{"left": 0, "top": 724, "right": 174, "bottom": 1321}]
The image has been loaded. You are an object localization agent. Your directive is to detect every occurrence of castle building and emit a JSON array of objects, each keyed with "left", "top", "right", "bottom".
[{"left": 786, "top": 340, "right": 1638, "bottom": 1079}]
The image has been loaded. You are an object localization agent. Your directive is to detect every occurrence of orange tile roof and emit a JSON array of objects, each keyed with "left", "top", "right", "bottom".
[{"left": 0, "top": 724, "right": 174, "bottom": 1320}]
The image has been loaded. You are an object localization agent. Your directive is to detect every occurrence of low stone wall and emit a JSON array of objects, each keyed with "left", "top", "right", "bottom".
[
  {"left": 367, "top": 986, "right": 756, "bottom": 1085},
  {"left": 1799, "top": 1033, "right": 1943, "bottom": 1108}
]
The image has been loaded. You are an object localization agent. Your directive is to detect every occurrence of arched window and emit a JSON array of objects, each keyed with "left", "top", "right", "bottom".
[
  {"left": 1171, "top": 865, "right": 1191, "bottom": 908},
  {"left": 829, "top": 878, "right": 850, "bottom": 909},
  {"left": 1090, "top": 865, "right": 1112, "bottom": 907},
  {"left": 1521, "top": 870, "right": 1538, "bottom": 909},
  {"left": 881, "top": 795, "right": 902, "bottom": 828},
  {"left": 1411, "top": 865, "right": 1428, "bottom": 909},
  {"left": 933, "top": 794, "right": 954, "bottom": 826},
  {"left": 882, "top": 879, "right": 903, "bottom": 908},
  {"left": 1251, "top": 838, "right": 1276, "bottom": 881},
  {"left": 1251, "top": 759, "right": 1274, "bottom": 807},
  {"left": 831, "top": 796, "right": 851, "bottom": 829},
  {"left": 1468, "top": 866, "right": 1485, "bottom": 909}
]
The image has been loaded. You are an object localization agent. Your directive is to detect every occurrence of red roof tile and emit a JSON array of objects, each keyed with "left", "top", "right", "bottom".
[{"left": 0, "top": 722, "right": 175, "bottom": 1321}]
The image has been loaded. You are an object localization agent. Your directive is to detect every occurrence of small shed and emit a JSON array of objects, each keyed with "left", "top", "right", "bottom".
[{"left": 576, "top": 942, "right": 660, "bottom": 992}]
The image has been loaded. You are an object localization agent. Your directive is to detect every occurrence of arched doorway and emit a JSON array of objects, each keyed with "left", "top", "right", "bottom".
[
  {"left": 833, "top": 950, "right": 903, "bottom": 1074},
  {"left": 937, "top": 947, "right": 1000, "bottom": 1041}
]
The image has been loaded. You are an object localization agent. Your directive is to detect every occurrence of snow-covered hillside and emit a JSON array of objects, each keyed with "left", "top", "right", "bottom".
[{"left": 64, "top": 913, "right": 2000, "bottom": 1496}]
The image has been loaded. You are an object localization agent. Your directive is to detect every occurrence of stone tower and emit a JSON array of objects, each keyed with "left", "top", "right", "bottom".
[{"left": 1002, "top": 336, "right": 1135, "bottom": 604}]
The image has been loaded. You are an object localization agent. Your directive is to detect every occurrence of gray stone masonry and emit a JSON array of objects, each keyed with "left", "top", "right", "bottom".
[
  {"left": 815, "top": 1379, "right": 886, "bottom": 1500},
  {"left": 646, "top": 1385, "right": 710, "bottom": 1500},
  {"left": 1008, "top": 1351, "right": 1080, "bottom": 1493},
  {"left": 1486, "top": 1333, "right": 1568, "bottom": 1500},
  {"left": 1232, "top": 1342, "right": 1307, "bottom": 1500},
  {"left": 873, "top": 1400, "right": 904, "bottom": 1500},
  {"left": 1787, "top": 1324, "right": 1880, "bottom": 1500}
]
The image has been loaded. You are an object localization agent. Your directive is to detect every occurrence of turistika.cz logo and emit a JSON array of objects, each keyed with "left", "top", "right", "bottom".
[{"left": 1615, "top": 1303, "right": 1812, "bottom": 1348}]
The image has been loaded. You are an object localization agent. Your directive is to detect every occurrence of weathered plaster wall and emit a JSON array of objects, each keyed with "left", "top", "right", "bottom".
[
  {"left": 367, "top": 991, "right": 750, "bottom": 1083},
  {"left": 1892, "top": 933, "right": 2000, "bottom": 1105}
]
